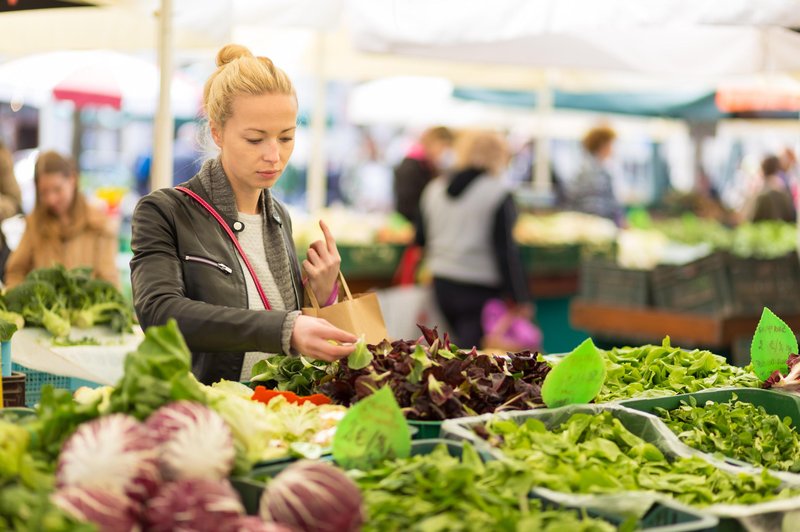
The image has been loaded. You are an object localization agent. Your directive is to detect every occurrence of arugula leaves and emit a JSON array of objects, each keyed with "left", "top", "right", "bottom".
[
  {"left": 250, "top": 355, "right": 332, "bottom": 396},
  {"left": 597, "top": 337, "right": 759, "bottom": 402},
  {"left": 655, "top": 394, "right": 800, "bottom": 472},
  {"left": 482, "top": 411, "right": 794, "bottom": 508}
]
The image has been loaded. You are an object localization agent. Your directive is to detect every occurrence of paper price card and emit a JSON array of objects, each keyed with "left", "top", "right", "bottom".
[
  {"left": 332, "top": 386, "right": 411, "bottom": 470},
  {"left": 541, "top": 338, "right": 606, "bottom": 408},
  {"left": 751, "top": 307, "right": 799, "bottom": 381}
]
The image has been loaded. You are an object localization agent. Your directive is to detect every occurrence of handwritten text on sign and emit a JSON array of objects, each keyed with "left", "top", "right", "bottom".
[
  {"left": 541, "top": 337, "right": 606, "bottom": 408},
  {"left": 751, "top": 307, "right": 799, "bottom": 381},
  {"left": 332, "top": 386, "right": 411, "bottom": 470}
]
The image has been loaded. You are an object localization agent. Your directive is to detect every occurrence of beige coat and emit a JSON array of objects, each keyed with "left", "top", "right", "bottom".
[{"left": 5, "top": 202, "right": 118, "bottom": 288}]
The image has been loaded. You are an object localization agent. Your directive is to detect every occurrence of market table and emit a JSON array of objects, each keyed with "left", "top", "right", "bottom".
[{"left": 570, "top": 299, "right": 800, "bottom": 363}]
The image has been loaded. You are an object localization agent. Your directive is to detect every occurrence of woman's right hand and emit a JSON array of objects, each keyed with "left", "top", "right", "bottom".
[{"left": 290, "top": 315, "right": 357, "bottom": 362}]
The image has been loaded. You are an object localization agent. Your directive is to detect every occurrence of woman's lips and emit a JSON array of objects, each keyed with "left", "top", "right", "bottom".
[{"left": 257, "top": 170, "right": 280, "bottom": 179}]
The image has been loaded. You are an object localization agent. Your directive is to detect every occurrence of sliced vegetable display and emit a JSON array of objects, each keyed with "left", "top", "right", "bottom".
[
  {"left": 654, "top": 394, "right": 800, "bottom": 472},
  {"left": 480, "top": 411, "right": 793, "bottom": 507},
  {"left": 597, "top": 337, "right": 759, "bottom": 402},
  {"left": 352, "top": 443, "right": 615, "bottom": 532}
]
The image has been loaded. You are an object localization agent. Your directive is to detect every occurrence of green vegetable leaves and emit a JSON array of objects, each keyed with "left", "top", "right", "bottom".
[
  {"left": 347, "top": 335, "right": 372, "bottom": 370},
  {"left": 250, "top": 355, "right": 331, "bottom": 396},
  {"left": 480, "top": 410, "right": 792, "bottom": 508},
  {"left": 0, "top": 318, "right": 17, "bottom": 343},
  {"left": 108, "top": 319, "right": 206, "bottom": 420},
  {"left": 656, "top": 394, "right": 800, "bottom": 472},
  {"left": 597, "top": 337, "right": 759, "bottom": 402}
]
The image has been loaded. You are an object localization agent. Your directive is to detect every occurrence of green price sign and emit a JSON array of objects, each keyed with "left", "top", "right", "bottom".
[
  {"left": 332, "top": 386, "right": 411, "bottom": 470},
  {"left": 751, "top": 307, "right": 798, "bottom": 381},
  {"left": 541, "top": 337, "right": 606, "bottom": 408}
]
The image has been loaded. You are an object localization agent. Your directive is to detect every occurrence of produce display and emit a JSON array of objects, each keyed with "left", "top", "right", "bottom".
[
  {"left": 478, "top": 411, "right": 793, "bottom": 508},
  {"left": 1, "top": 265, "right": 135, "bottom": 340},
  {"left": 729, "top": 221, "right": 797, "bottom": 259},
  {"left": 654, "top": 394, "right": 800, "bottom": 472},
  {"left": 290, "top": 208, "right": 414, "bottom": 248},
  {"left": 652, "top": 215, "right": 732, "bottom": 250},
  {"left": 350, "top": 443, "right": 615, "bottom": 532},
  {"left": 254, "top": 326, "right": 552, "bottom": 421},
  {"left": 596, "top": 337, "right": 759, "bottom": 402},
  {"left": 513, "top": 212, "right": 617, "bottom": 246}
]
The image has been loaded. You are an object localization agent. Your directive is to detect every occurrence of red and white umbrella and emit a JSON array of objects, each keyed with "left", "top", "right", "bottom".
[{"left": 0, "top": 50, "right": 201, "bottom": 117}]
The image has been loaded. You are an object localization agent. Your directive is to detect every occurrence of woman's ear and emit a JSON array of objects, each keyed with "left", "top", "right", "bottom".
[{"left": 210, "top": 122, "right": 223, "bottom": 149}]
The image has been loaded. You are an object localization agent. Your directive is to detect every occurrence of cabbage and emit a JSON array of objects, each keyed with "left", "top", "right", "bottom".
[
  {"left": 145, "top": 478, "right": 245, "bottom": 532},
  {"left": 260, "top": 460, "right": 363, "bottom": 532},
  {"left": 51, "top": 486, "right": 141, "bottom": 532},
  {"left": 146, "top": 401, "right": 235, "bottom": 481},
  {"left": 57, "top": 414, "right": 161, "bottom": 504}
]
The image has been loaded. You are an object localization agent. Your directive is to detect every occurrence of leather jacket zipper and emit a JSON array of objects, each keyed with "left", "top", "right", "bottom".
[{"left": 184, "top": 255, "right": 233, "bottom": 274}]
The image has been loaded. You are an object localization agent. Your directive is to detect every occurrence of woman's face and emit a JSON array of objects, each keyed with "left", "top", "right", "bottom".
[
  {"left": 212, "top": 93, "right": 297, "bottom": 192},
  {"left": 37, "top": 171, "right": 76, "bottom": 217}
]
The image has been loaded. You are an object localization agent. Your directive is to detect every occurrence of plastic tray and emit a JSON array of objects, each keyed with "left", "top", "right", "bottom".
[
  {"left": 407, "top": 419, "right": 442, "bottom": 440},
  {"left": 232, "top": 438, "right": 716, "bottom": 531},
  {"left": 11, "top": 363, "right": 100, "bottom": 407},
  {"left": 580, "top": 258, "right": 652, "bottom": 308}
]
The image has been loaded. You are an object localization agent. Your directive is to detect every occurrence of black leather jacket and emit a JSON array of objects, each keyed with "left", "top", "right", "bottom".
[{"left": 130, "top": 171, "right": 303, "bottom": 385}]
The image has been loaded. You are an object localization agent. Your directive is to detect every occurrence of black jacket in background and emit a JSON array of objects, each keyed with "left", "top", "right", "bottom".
[{"left": 393, "top": 157, "right": 435, "bottom": 223}]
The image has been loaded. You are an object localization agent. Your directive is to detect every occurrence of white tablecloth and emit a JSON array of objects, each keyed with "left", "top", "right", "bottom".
[{"left": 10, "top": 326, "right": 144, "bottom": 385}]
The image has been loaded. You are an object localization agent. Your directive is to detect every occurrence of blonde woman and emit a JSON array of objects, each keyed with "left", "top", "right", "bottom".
[
  {"left": 417, "top": 131, "right": 531, "bottom": 349},
  {"left": 130, "top": 44, "right": 355, "bottom": 384},
  {"left": 5, "top": 150, "right": 118, "bottom": 288}
]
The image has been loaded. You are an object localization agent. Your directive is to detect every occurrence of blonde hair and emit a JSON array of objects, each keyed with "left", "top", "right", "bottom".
[
  {"left": 454, "top": 131, "right": 508, "bottom": 176},
  {"left": 203, "top": 44, "right": 296, "bottom": 129},
  {"left": 31, "top": 150, "right": 90, "bottom": 240},
  {"left": 582, "top": 125, "right": 616, "bottom": 155}
]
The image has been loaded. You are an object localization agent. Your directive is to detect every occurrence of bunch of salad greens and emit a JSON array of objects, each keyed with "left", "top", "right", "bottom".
[
  {"left": 481, "top": 411, "right": 792, "bottom": 508},
  {"left": 597, "top": 337, "right": 759, "bottom": 402},
  {"left": 655, "top": 394, "right": 800, "bottom": 472},
  {"left": 350, "top": 443, "right": 617, "bottom": 532}
]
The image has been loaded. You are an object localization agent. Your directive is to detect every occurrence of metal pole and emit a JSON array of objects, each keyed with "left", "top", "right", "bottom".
[
  {"left": 151, "top": 0, "right": 174, "bottom": 191},
  {"left": 307, "top": 31, "right": 328, "bottom": 212},
  {"left": 533, "top": 73, "right": 553, "bottom": 195}
]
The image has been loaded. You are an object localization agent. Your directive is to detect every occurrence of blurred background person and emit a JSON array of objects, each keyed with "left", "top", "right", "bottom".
[
  {"left": 751, "top": 154, "right": 796, "bottom": 223},
  {"left": 0, "top": 141, "right": 23, "bottom": 280},
  {"left": 393, "top": 126, "right": 455, "bottom": 223},
  {"left": 568, "top": 125, "right": 623, "bottom": 224},
  {"left": 416, "top": 131, "right": 531, "bottom": 349},
  {"left": 5, "top": 150, "right": 118, "bottom": 288}
]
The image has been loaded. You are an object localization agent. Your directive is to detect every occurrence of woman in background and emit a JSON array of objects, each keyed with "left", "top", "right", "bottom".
[
  {"left": 568, "top": 125, "right": 623, "bottom": 225},
  {"left": 417, "top": 131, "right": 531, "bottom": 349},
  {"left": 5, "top": 150, "right": 118, "bottom": 287}
]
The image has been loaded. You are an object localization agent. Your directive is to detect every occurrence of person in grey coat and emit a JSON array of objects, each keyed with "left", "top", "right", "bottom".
[{"left": 569, "top": 125, "right": 623, "bottom": 225}]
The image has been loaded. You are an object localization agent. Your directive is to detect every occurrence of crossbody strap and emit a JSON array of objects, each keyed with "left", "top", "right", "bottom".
[{"left": 176, "top": 186, "right": 271, "bottom": 310}]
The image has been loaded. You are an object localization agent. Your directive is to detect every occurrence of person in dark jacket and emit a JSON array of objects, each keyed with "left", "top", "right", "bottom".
[
  {"left": 130, "top": 44, "right": 356, "bottom": 384},
  {"left": 393, "top": 126, "right": 454, "bottom": 223},
  {"left": 416, "top": 131, "right": 532, "bottom": 349},
  {"left": 568, "top": 125, "right": 623, "bottom": 224},
  {"left": 751, "top": 155, "right": 797, "bottom": 223}
]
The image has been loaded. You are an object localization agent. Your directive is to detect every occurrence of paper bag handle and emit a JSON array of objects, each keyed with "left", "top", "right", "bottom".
[{"left": 306, "top": 271, "right": 353, "bottom": 310}]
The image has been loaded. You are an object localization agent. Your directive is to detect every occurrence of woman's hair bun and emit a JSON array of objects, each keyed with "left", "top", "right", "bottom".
[{"left": 216, "top": 44, "right": 253, "bottom": 67}]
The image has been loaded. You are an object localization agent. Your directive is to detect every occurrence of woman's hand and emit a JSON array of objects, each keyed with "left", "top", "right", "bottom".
[
  {"left": 291, "top": 315, "right": 357, "bottom": 361},
  {"left": 303, "top": 220, "right": 341, "bottom": 305}
]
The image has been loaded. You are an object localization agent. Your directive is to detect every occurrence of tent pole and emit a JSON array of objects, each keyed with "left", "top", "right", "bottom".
[
  {"left": 151, "top": 0, "right": 174, "bottom": 191},
  {"left": 533, "top": 71, "right": 553, "bottom": 195},
  {"left": 307, "top": 31, "right": 328, "bottom": 213}
]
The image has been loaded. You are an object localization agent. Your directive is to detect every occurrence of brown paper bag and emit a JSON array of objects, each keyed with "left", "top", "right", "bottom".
[{"left": 302, "top": 271, "right": 388, "bottom": 344}]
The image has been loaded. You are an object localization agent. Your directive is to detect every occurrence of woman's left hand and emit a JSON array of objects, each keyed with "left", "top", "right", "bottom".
[{"left": 303, "top": 220, "right": 341, "bottom": 305}]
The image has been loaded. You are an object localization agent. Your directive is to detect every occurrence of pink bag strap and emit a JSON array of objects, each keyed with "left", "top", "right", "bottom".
[{"left": 176, "top": 186, "right": 271, "bottom": 310}]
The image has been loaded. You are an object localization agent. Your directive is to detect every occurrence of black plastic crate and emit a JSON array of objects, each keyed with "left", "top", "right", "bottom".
[
  {"left": 651, "top": 253, "right": 734, "bottom": 315},
  {"left": 729, "top": 253, "right": 800, "bottom": 315},
  {"left": 580, "top": 258, "right": 652, "bottom": 307}
]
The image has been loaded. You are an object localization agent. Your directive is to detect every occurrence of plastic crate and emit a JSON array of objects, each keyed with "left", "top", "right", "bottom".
[
  {"left": 11, "top": 363, "right": 100, "bottom": 408},
  {"left": 232, "top": 438, "right": 717, "bottom": 531},
  {"left": 520, "top": 244, "right": 582, "bottom": 275},
  {"left": 338, "top": 243, "right": 405, "bottom": 279},
  {"left": 651, "top": 253, "right": 735, "bottom": 315},
  {"left": 1, "top": 371, "right": 26, "bottom": 407},
  {"left": 579, "top": 258, "right": 651, "bottom": 307},
  {"left": 728, "top": 253, "right": 800, "bottom": 316},
  {"left": 408, "top": 419, "right": 442, "bottom": 440}
]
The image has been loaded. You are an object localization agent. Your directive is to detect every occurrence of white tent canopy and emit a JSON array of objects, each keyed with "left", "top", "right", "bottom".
[{"left": 348, "top": 0, "right": 800, "bottom": 80}]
